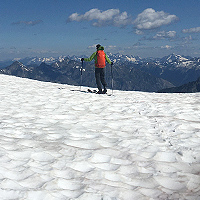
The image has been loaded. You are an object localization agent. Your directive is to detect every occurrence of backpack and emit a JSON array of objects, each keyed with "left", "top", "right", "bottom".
[{"left": 96, "top": 50, "right": 106, "bottom": 68}]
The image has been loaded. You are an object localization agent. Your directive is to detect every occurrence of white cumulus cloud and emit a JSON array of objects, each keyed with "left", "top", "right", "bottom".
[
  {"left": 87, "top": 44, "right": 97, "bottom": 49},
  {"left": 87, "top": 44, "right": 117, "bottom": 50},
  {"left": 140, "top": 30, "right": 177, "bottom": 41},
  {"left": 106, "top": 45, "right": 117, "bottom": 50},
  {"left": 182, "top": 27, "right": 200, "bottom": 33},
  {"left": 135, "top": 29, "right": 144, "bottom": 35},
  {"left": 67, "top": 8, "right": 131, "bottom": 27},
  {"left": 133, "top": 8, "right": 178, "bottom": 30},
  {"left": 153, "top": 31, "right": 176, "bottom": 39}
]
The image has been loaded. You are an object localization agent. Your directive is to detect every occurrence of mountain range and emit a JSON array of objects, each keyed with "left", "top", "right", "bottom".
[{"left": 0, "top": 53, "right": 200, "bottom": 92}]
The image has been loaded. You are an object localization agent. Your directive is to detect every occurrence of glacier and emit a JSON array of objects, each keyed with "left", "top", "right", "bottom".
[{"left": 0, "top": 74, "right": 200, "bottom": 200}]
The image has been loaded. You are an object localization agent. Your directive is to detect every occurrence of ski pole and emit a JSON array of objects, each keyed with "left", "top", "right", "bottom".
[
  {"left": 111, "top": 62, "right": 114, "bottom": 95},
  {"left": 80, "top": 60, "right": 83, "bottom": 91}
]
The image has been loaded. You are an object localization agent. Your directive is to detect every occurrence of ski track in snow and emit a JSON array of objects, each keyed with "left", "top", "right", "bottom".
[{"left": 0, "top": 74, "right": 200, "bottom": 200}]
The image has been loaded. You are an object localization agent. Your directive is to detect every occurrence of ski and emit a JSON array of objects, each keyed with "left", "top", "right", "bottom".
[
  {"left": 70, "top": 88, "right": 113, "bottom": 96},
  {"left": 88, "top": 89, "right": 97, "bottom": 93},
  {"left": 87, "top": 89, "right": 112, "bottom": 96}
]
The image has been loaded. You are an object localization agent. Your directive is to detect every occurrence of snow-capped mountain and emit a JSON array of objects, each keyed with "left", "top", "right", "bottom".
[
  {"left": 1, "top": 53, "right": 200, "bottom": 88},
  {"left": 17, "top": 56, "right": 66, "bottom": 65},
  {"left": 1, "top": 61, "right": 31, "bottom": 77},
  {"left": 0, "top": 58, "right": 174, "bottom": 92},
  {"left": 132, "top": 54, "right": 200, "bottom": 86},
  {"left": 106, "top": 53, "right": 142, "bottom": 63},
  {"left": 0, "top": 74, "right": 200, "bottom": 199},
  {"left": 160, "top": 53, "right": 190, "bottom": 63},
  {"left": 60, "top": 54, "right": 143, "bottom": 64},
  {"left": 0, "top": 56, "right": 67, "bottom": 69},
  {"left": 0, "top": 53, "right": 197, "bottom": 67}
]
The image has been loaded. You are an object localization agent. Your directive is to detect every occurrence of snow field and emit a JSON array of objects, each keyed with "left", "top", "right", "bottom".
[{"left": 0, "top": 74, "right": 200, "bottom": 200}]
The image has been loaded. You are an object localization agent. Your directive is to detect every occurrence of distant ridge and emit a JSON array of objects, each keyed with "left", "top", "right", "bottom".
[{"left": 158, "top": 77, "right": 200, "bottom": 93}]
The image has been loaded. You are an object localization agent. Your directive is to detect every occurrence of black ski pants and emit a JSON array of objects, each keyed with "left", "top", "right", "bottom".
[{"left": 95, "top": 68, "right": 107, "bottom": 91}]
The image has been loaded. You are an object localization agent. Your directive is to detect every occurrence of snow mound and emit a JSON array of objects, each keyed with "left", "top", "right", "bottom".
[{"left": 0, "top": 74, "right": 200, "bottom": 200}]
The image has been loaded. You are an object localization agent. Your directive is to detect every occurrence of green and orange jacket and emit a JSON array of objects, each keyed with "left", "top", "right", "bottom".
[{"left": 84, "top": 46, "right": 112, "bottom": 68}]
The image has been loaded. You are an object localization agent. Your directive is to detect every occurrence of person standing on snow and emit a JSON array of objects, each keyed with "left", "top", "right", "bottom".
[{"left": 81, "top": 44, "right": 113, "bottom": 94}]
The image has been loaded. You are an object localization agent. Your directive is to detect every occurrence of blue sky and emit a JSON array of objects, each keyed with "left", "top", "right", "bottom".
[{"left": 0, "top": 0, "right": 200, "bottom": 60}]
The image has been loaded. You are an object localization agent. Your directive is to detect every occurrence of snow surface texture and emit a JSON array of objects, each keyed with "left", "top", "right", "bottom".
[{"left": 0, "top": 74, "right": 200, "bottom": 200}]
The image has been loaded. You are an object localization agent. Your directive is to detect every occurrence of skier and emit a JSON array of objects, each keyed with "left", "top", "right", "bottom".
[{"left": 81, "top": 44, "right": 113, "bottom": 94}]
